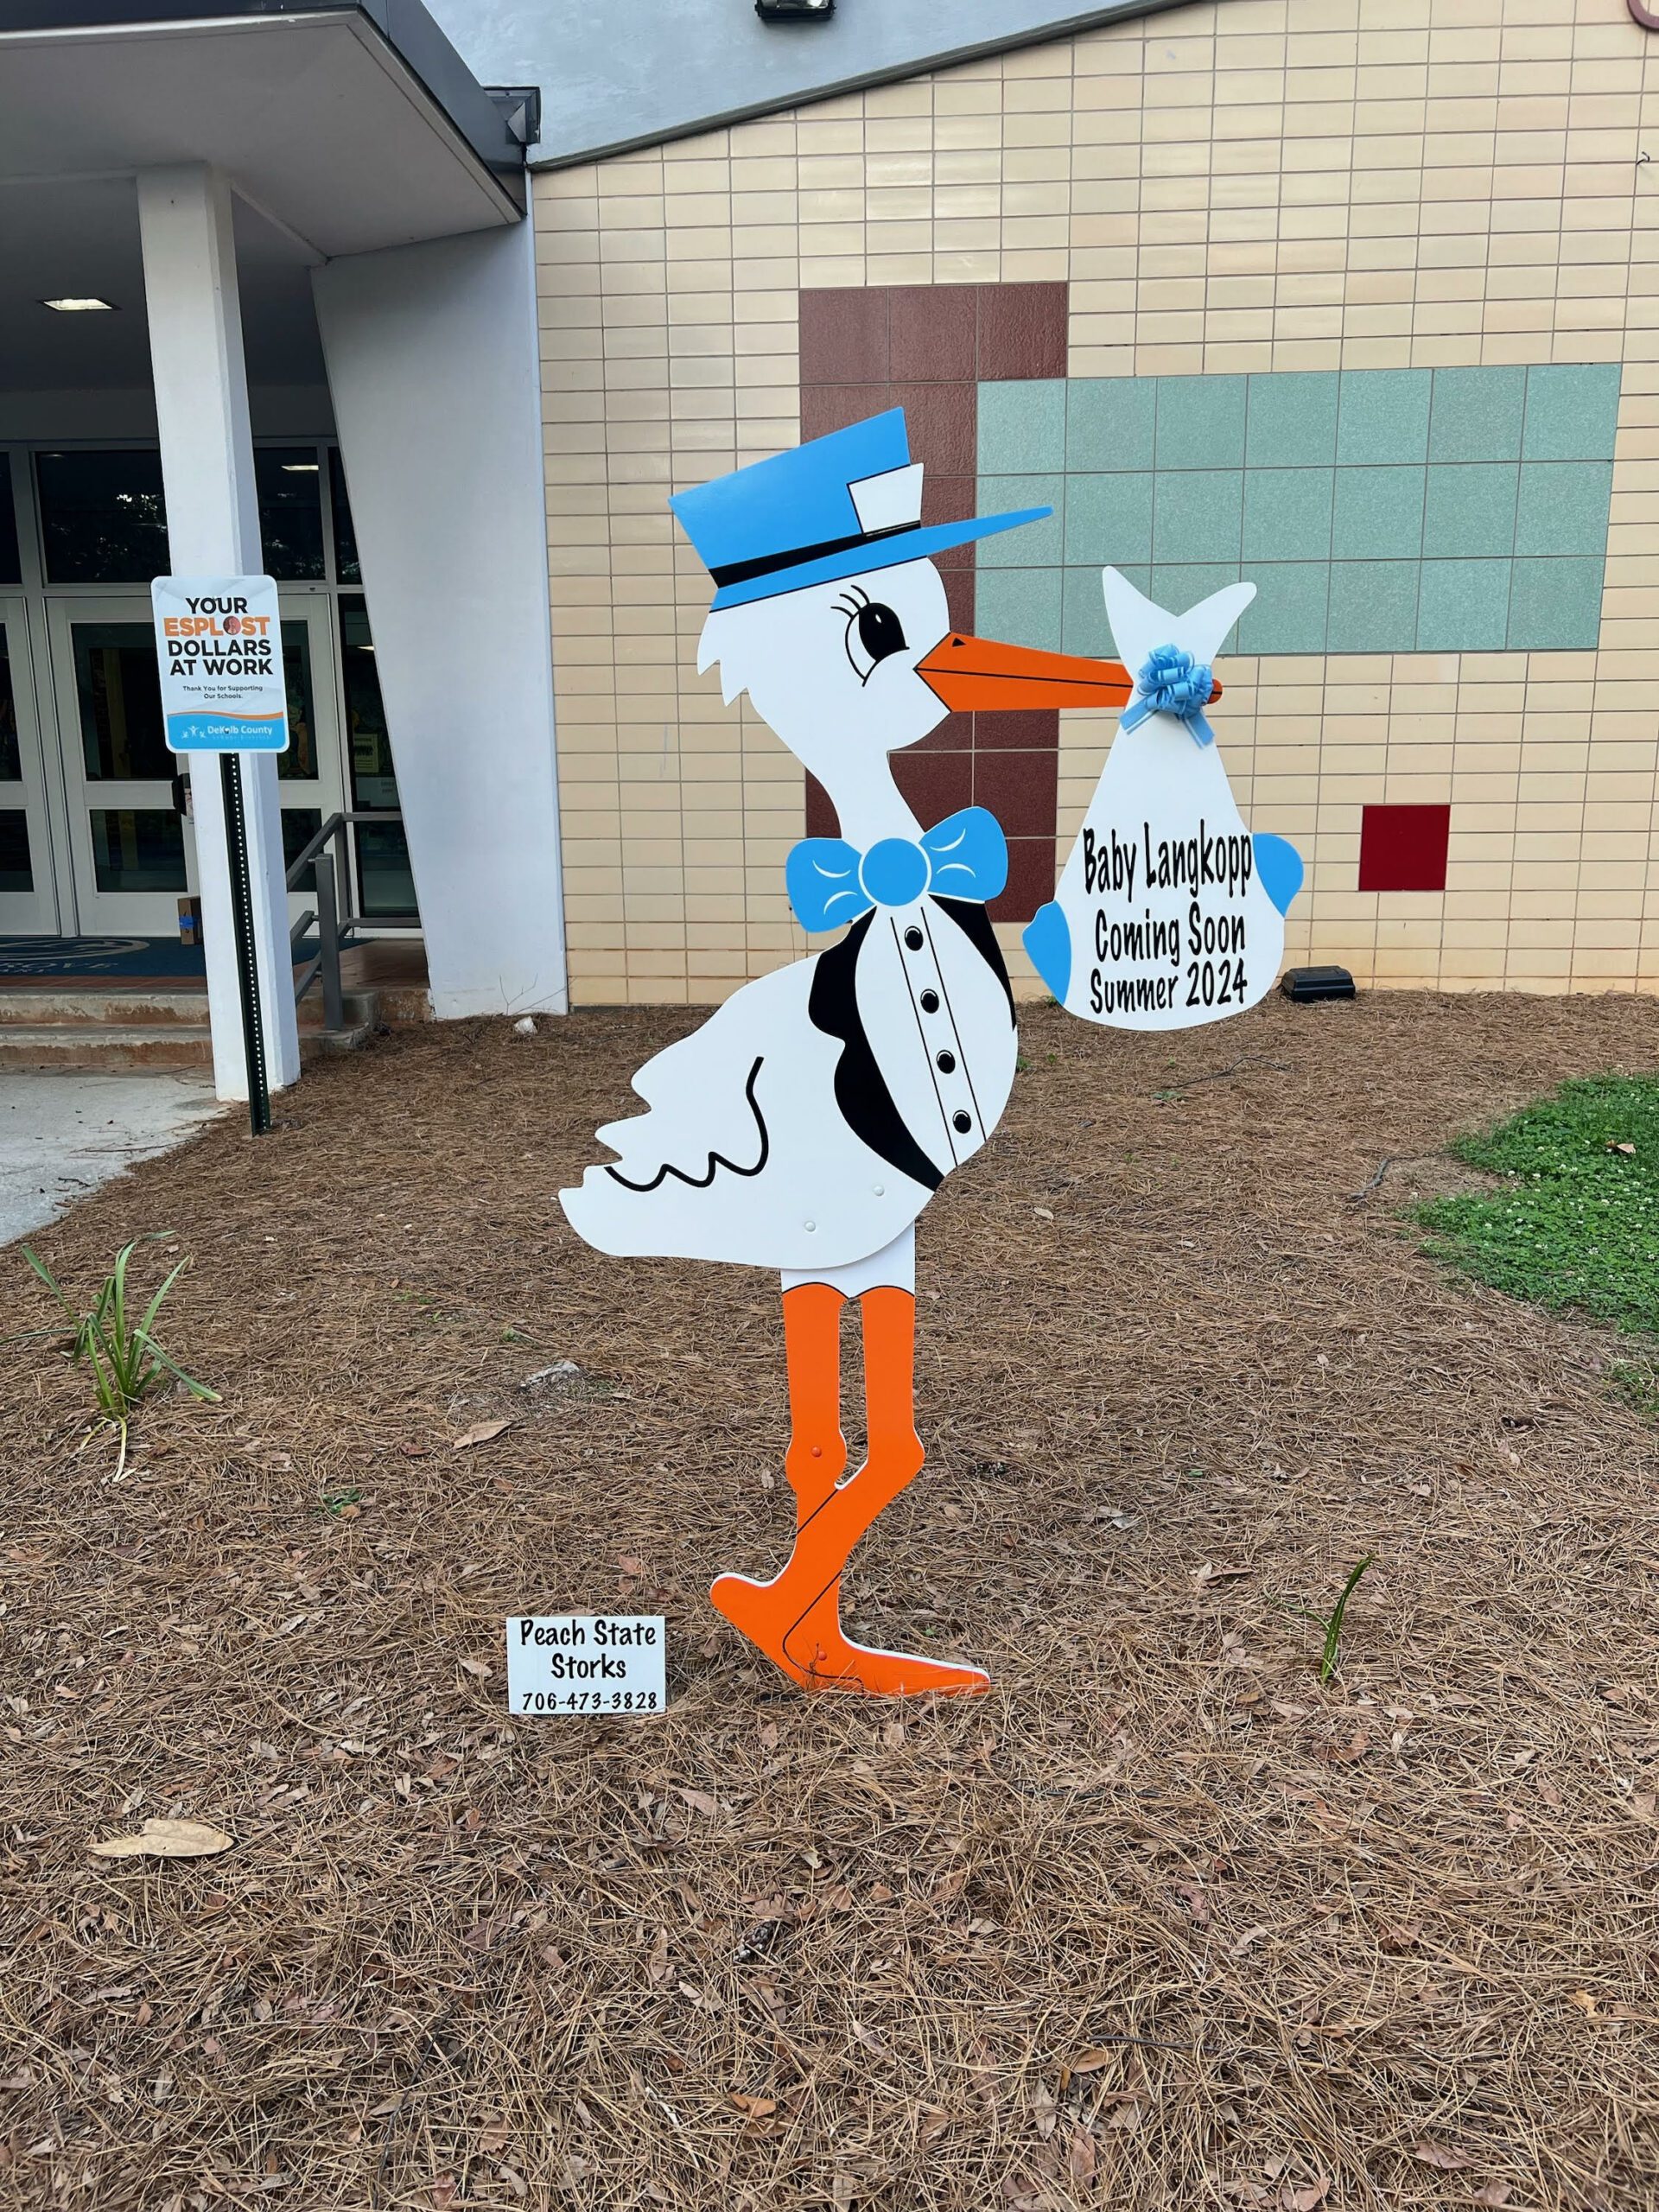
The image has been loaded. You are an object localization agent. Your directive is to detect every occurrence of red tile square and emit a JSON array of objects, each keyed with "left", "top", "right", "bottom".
[
  {"left": 798, "top": 288, "right": 889, "bottom": 384},
  {"left": 976, "top": 746, "right": 1057, "bottom": 839},
  {"left": 976, "top": 283, "right": 1069, "bottom": 380},
  {"left": 889, "top": 284, "right": 976, "bottom": 381},
  {"left": 991, "top": 837, "right": 1058, "bottom": 924},
  {"left": 1357, "top": 803, "right": 1452, "bottom": 893}
]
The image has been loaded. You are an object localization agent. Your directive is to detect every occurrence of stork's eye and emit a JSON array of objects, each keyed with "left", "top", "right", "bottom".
[{"left": 839, "top": 593, "right": 907, "bottom": 683}]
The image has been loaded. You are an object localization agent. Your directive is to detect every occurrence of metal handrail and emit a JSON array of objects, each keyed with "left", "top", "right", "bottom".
[{"left": 285, "top": 809, "right": 409, "bottom": 1034}]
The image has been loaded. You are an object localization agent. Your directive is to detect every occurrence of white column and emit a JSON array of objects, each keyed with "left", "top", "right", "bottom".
[
  {"left": 137, "top": 163, "right": 301, "bottom": 1099},
  {"left": 313, "top": 214, "right": 568, "bottom": 1019}
]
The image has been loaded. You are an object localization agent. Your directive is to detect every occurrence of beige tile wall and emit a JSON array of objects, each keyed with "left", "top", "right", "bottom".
[{"left": 536, "top": 0, "right": 1659, "bottom": 1003}]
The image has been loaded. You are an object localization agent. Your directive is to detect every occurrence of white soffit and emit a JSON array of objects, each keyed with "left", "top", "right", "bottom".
[{"left": 0, "top": 6, "right": 524, "bottom": 257}]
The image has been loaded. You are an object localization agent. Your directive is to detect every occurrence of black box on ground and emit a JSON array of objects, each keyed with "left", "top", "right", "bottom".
[{"left": 1281, "top": 965, "right": 1356, "bottom": 1002}]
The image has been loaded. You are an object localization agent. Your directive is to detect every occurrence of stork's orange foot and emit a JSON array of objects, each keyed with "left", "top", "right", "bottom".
[{"left": 710, "top": 1570, "right": 990, "bottom": 1696}]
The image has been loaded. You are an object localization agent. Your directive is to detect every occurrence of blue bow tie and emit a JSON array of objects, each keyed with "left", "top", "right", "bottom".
[{"left": 785, "top": 804, "right": 1007, "bottom": 934}]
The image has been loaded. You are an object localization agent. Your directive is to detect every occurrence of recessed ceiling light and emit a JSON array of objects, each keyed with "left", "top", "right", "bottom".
[
  {"left": 280, "top": 462, "right": 320, "bottom": 474},
  {"left": 42, "top": 296, "right": 116, "bottom": 313}
]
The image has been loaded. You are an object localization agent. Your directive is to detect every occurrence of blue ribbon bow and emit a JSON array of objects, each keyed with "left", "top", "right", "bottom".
[
  {"left": 1120, "top": 642, "right": 1217, "bottom": 747},
  {"left": 785, "top": 804, "right": 1008, "bottom": 934}
]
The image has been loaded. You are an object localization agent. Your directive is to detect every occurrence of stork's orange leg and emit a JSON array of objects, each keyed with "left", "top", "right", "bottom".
[
  {"left": 711, "top": 1286, "right": 989, "bottom": 1695},
  {"left": 782, "top": 1281, "right": 846, "bottom": 1524}
]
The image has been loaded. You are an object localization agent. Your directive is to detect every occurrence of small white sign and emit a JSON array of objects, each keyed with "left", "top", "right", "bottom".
[
  {"left": 150, "top": 574, "right": 289, "bottom": 753},
  {"left": 505, "top": 1615, "right": 666, "bottom": 1716}
]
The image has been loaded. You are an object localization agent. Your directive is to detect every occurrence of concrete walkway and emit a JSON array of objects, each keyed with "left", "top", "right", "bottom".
[{"left": 0, "top": 1073, "right": 224, "bottom": 1249}]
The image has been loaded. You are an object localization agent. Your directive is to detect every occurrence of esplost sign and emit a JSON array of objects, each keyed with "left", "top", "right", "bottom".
[{"left": 151, "top": 575, "right": 289, "bottom": 753}]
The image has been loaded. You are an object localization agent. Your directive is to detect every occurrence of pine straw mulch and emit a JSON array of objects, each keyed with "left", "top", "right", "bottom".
[{"left": 2, "top": 992, "right": 1657, "bottom": 2212}]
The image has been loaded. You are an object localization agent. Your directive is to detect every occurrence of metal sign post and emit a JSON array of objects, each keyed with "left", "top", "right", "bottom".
[
  {"left": 219, "top": 753, "right": 270, "bottom": 1136},
  {"left": 151, "top": 574, "right": 289, "bottom": 1137}
]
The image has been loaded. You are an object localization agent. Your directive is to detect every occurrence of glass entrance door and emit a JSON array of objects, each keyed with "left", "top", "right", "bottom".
[
  {"left": 0, "top": 598, "right": 60, "bottom": 933},
  {"left": 45, "top": 594, "right": 346, "bottom": 937}
]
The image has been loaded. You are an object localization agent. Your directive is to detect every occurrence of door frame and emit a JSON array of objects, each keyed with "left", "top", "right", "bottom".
[{"left": 0, "top": 592, "right": 64, "bottom": 935}]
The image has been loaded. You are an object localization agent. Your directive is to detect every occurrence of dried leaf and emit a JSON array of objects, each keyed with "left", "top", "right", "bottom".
[
  {"left": 881, "top": 1718, "right": 905, "bottom": 1749},
  {"left": 618, "top": 1555, "right": 645, "bottom": 1577},
  {"left": 1471, "top": 2187, "right": 1512, "bottom": 2207},
  {"left": 677, "top": 1787, "right": 719, "bottom": 1815},
  {"left": 1068, "top": 2047, "right": 1118, "bottom": 2074},
  {"left": 479, "top": 2120, "right": 510, "bottom": 2155},
  {"left": 88, "top": 1817, "right": 232, "bottom": 1860},
  {"left": 1280, "top": 2180, "right": 1329, "bottom": 2211},
  {"left": 1067, "top": 2127, "right": 1097, "bottom": 2182},
  {"left": 452, "top": 1419, "right": 513, "bottom": 1452},
  {"left": 458, "top": 1658, "right": 493, "bottom": 1680},
  {"left": 1606, "top": 1141, "right": 1636, "bottom": 1155},
  {"left": 430, "top": 2177, "right": 457, "bottom": 2209},
  {"left": 729, "top": 2094, "right": 777, "bottom": 2118},
  {"left": 1378, "top": 1923, "right": 1422, "bottom": 1952},
  {"left": 1412, "top": 2145, "right": 1474, "bottom": 2170}
]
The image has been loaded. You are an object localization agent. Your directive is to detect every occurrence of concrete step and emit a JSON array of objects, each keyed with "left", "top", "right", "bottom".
[
  {"left": 0, "top": 985, "right": 383, "bottom": 1033},
  {"left": 0, "top": 987, "right": 211, "bottom": 1029},
  {"left": 0, "top": 1019, "right": 374, "bottom": 1072},
  {"left": 0, "top": 1024, "right": 216, "bottom": 1071}
]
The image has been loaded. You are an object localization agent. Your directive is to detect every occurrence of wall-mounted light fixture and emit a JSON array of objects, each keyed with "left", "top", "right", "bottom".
[
  {"left": 755, "top": 0, "right": 833, "bottom": 20},
  {"left": 41, "top": 296, "right": 116, "bottom": 312}
]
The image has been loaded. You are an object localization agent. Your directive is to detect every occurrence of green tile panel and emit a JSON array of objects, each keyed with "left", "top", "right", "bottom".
[{"left": 976, "top": 364, "right": 1619, "bottom": 654}]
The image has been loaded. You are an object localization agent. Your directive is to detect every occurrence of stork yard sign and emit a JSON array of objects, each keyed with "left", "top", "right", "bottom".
[
  {"left": 150, "top": 575, "right": 289, "bottom": 754},
  {"left": 560, "top": 410, "right": 1304, "bottom": 1701}
]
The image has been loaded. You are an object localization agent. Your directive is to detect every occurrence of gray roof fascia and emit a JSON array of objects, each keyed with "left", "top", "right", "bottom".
[
  {"left": 532, "top": 0, "right": 1199, "bottom": 172},
  {"left": 0, "top": 0, "right": 528, "bottom": 207}
]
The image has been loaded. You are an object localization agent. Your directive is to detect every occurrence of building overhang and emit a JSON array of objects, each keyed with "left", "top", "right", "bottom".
[{"left": 0, "top": 0, "right": 527, "bottom": 256}]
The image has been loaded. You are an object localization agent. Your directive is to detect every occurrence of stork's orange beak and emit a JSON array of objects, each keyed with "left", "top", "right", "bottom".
[{"left": 916, "top": 632, "right": 1224, "bottom": 715}]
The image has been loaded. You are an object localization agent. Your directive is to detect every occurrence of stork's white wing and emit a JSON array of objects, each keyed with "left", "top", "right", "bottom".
[{"left": 559, "top": 959, "right": 926, "bottom": 1269}]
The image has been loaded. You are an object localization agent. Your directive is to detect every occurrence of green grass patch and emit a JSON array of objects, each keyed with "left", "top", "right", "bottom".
[{"left": 1414, "top": 1075, "right": 1659, "bottom": 1336}]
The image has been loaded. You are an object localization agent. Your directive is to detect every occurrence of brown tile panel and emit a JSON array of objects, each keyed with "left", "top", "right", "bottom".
[
  {"left": 798, "top": 280, "right": 1069, "bottom": 922},
  {"left": 978, "top": 744, "right": 1058, "bottom": 842},
  {"left": 798, "top": 288, "right": 889, "bottom": 385},
  {"left": 890, "top": 380, "right": 976, "bottom": 476},
  {"left": 889, "top": 284, "right": 976, "bottom": 382},
  {"left": 995, "top": 840, "right": 1059, "bottom": 926},
  {"left": 894, "top": 748, "right": 975, "bottom": 823},
  {"left": 976, "top": 283, "right": 1069, "bottom": 381}
]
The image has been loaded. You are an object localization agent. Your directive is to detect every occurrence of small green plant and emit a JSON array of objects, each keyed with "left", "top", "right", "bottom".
[
  {"left": 1281, "top": 1554, "right": 1376, "bottom": 1682},
  {"left": 321, "top": 1486, "right": 363, "bottom": 1517},
  {"left": 19, "top": 1234, "right": 219, "bottom": 1477}
]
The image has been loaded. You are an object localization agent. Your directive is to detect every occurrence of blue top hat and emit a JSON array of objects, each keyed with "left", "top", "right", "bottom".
[{"left": 671, "top": 408, "right": 1050, "bottom": 610}]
